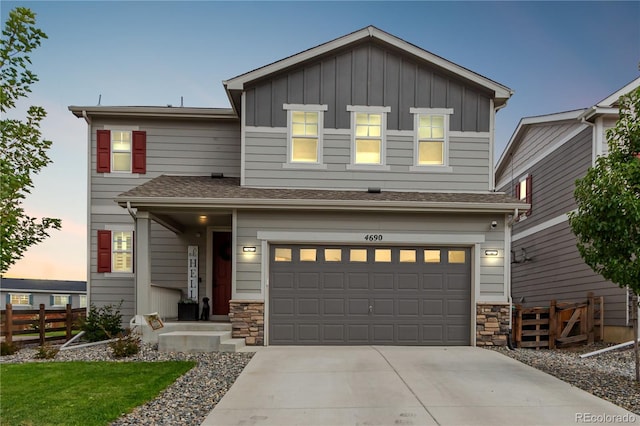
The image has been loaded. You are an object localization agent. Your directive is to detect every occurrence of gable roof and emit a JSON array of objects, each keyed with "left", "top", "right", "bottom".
[
  {"left": 223, "top": 25, "right": 512, "bottom": 113},
  {"left": 0, "top": 278, "right": 87, "bottom": 293},
  {"left": 116, "top": 175, "right": 527, "bottom": 213}
]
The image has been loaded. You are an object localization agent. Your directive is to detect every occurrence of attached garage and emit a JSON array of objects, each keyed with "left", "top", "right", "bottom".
[{"left": 269, "top": 244, "right": 471, "bottom": 345}]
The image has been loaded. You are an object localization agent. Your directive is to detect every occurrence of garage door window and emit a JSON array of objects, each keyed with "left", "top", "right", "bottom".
[
  {"left": 399, "top": 249, "right": 416, "bottom": 263},
  {"left": 448, "top": 250, "right": 466, "bottom": 263},
  {"left": 350, "top": 249, "right": 367, "bottom": 262},
  {"left": 274, "top": 248, "right": 292, "bottom": 262},
  {"left": 324, "top": 249, "right": 342, "bottom": 262},
  {"left": 424, "top": 249, "right": 441, "bottom": 263},
  {"left": 375, "top": 249, "right": 392, "bottom": 262},
  {"left": 300, "top": 249, "right": 317, "bottom": 262}
]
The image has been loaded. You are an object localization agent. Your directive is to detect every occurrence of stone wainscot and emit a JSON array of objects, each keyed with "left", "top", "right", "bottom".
[
  {"left": 476, "top": 303, "right": 511, "bottom": 346},
  {"left": 229, "top": 300, "right": 264, "bottom": 345}
]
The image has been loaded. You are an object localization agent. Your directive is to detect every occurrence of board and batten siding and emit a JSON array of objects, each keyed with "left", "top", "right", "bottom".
[
  {"left": 512, "top": 222, "right": 628, "bottom": 327},
  {"left": 245, "top": 41, "right": 491, "bottom": 133},
  {"left": 244, "top": 130, "right": 490, "bottom": 191},
  {"left": 235, "top": 210, "right": 506, "bottom": 299},
  {"left": 88, "top": 118, "right": 240, "bottom": 319}
]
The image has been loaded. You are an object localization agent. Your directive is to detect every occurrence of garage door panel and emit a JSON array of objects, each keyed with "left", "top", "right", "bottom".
[
  {"left": 347, "top": 273, "right": 369, "bottom": 289},
  {"left": 297, "top": 298, "right": 319, "bottom": 316},
  {"left": 373, "top": 273, "right": 394, "bottom": 289},
  {"left": 323, "top": 298, "right": 345, "bottom": 315},
  {"left": 397, "top": 299, "right": 419, "bottom": 316},
  {"left": 272, "top": 324, "right": 295, "bottom": 343},
  {"left": 447, "top": 273, "right": 468, "bottom": 291},
  {"left": 447, "top": 299, "right": 468, "bottom": 316},
  {"left": 272, "top": 298, "right": 294, "bottom": 315},
  {"left": 397, "top": 273, "right": 419, "bottom": 290},
  {"left": 348, "top": 298, "right": 370, "bottom": 316},
  {"left": 373, "top": 298, "right": 394, "bottom": 315},
  {"left": 398, "top": 325, "right": 420, "bottom": 342},
  {"left": 423, "top": 300, "right": 443, "bottom": 316},
  {"left": 298, "top": 273, "right": 320, "bottom": 289},
  {"left": 323, "top": 273, "right": 345, "bottom": 289},
  {"left": 298, "top": 324, "right": 320, "bottom": 342},
  {"left": 348, "top": 324, "right": 369, "bottom": 342},
  {"left": 372, "top": 324, "right": 394, "bottom": 342},
  {"left": 447, "top": 325, "right": 469, "bottom": 343},
  {"left": 422, "top": 325, "right": 444, "bottom": 342},
  {"left": 323, "top": 324, "right": 345, "bottom": 342},
  {"left": 272, "top": 272, "right": 294, "bottom": 289},
  {"left": 423, "top": 274, "right": 444, "bottom": 290}
]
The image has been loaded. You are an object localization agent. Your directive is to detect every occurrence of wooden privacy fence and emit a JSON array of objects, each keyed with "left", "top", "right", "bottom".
[
  {"left": 1, "top": 303, "right": 86, "bottom": 346},
  {"left": 513, "top": 292, "right": 604, "bottom": 349}
]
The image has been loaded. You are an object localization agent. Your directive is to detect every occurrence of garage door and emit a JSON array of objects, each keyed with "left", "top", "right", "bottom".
[{"left": 269, "top": 245, "right": 471, "bottom": 345}]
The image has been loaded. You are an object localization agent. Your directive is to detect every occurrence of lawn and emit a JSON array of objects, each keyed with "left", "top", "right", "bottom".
[{"left": 0, "top": 361, "right": 196, "bottom": 426}]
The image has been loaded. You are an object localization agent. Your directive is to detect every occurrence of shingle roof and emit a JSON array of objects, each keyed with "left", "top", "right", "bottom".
[
  {"left": 116, "top": 175, "right": 526, "bottom": 212},
  {"left": 1, "top": 278, "right": 86, "bottom": 293}
]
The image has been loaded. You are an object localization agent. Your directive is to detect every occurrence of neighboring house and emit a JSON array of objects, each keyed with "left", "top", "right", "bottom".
[
  {"left": 495, "top": 77, "right": 640, "bottom": 342},
  {"left": 1, "top": 278, "right": 87, "bottom": 310},
  {"left": 70, "top": 26, "right": 526, "bottom": 347}
]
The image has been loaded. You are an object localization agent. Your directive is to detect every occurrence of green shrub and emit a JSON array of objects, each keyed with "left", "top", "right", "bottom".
[
  {"left": 77, "top": 302, "right": 124, "bottom": 342},
  {"left": 34, "top": 344, "right": 59, "bottom": 359},
  {"left": 108, "top": 329, "right": 141, "bottom": 358},
  {"left": 0, "top": 341, "right": 20, "bottom": 356}
]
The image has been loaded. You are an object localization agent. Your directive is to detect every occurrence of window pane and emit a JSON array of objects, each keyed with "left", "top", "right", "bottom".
[
  {"left": 11, "top": 294, "right": 30, "bottom": 305},
  {"left": 274, "top": 248, "right": 292, "bottom": 262},
  {"left": 419, "top": 141, "right": 444, "bottom": 165},
  {"left": 350, "top": 249, "right": 367, "bottom": 262},
  {"left": 356, "top": 124, "right": 369, "bottom": 137},
  {"left": 80, "top": 295, "right": 87, "bottom": 308},
  {"left": 113, "top": 232, "right": 132, "bottom": 251},
  {"left": 431, "top": 115, "right": 444, "bottom": 128},
  {"left": 399, "top": 249, "right": 416, "bottom": 263},
  {"left": 424, "top": 249, "right": 440, "bottom": 263},
  {"left": 292, "top": 123, "right": 306, "bottom": 135},
  {"left": 419, "top": 115, "right": 432, "bottom": 127},
  {"left": 53, "top": 295, "right": 70, "bottom": 305},
  {"left": 305, "top": 124, "right": 318, "bottom": 136},
  {"left": 519, "top": 180, "right": 527, "bottom": 201},
  {"left": 356, "top": 113, "right": 369, "bottom": 125},
  {"left": 112, "top": 153, "right": 131, "bottom": 171},
  {"left": 112, "top": 131, "right": 131, "bottom": 151},
  {"left": 431, "top": 127, "right": 444, "bottom": 139},
  {"left": 418, "top": 127, "right": 432, "bottom": 139},
  {"left": 305, "top": 112, "right": 318, "bottom": 124},
  {"left": 300, "top": 248, "right": 317, "bottom": 262},
  {"left": 368, "top": 114, "right": 381, "bottom": 125},
  {"left": 448, "top": 250, "right": 466, "bottom": 263},
  {"left": 113, "top": 252, "right": 132, "bottom": 272},
  {"left": 292, "top": 138, "right": 318, "bottom": 162},
  {"left": 375, "top": 249, "right": 392, "bottom": 262},
  {"left": 324, "top": 248, "right": 342, "bottom": 262},
  {"left": 369, "top": 126, "right": 381, "bottom": 137},
  {"left": 292, "top": 111, "right": 305, "bottom": 122},
  {"left": 355, "top": 139, "right": 381, "bottom": 164}
]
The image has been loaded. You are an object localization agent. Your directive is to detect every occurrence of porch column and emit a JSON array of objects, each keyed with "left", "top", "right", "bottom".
[{"left": 135, "top": 211, "right": 152, "bottom": 315}]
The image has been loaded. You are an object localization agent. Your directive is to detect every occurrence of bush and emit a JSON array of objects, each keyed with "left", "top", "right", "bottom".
[
  {"left": 108, "top": 329, "right": 141, "bottom": 358},
  {"left": 77, "top": 302, "right": 124, "bottom": 342},
  {"left": 34, "top": 344, "right": 59, "bottom": 359},
  {"left": 0, "top": 341, "right": 20, "bottom": 356}
]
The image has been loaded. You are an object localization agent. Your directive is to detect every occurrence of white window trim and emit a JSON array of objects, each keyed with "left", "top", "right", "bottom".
[
  {"left": 9, "top": 293, "right": 31, "bottom": 306},
  {"left": 51, "top": 294, "right": 71, "bottom": 307},
  {"left": 282, "top": 104, "right": 328, "bottom": 169},
  {"left": 409, "top": 107, "right": 453, "bottom": 172},
  {"left": 79, "top": 294, "right": 88, "bottom": 308},
  {"left": 103, "top": 125, "right": 140, "bottom": 176},
  {"left": 346, "top": 105, "right": 391, "bottom": 170},
  {"left": 104, "top": 224, "right": 134, "bottom": 277}
]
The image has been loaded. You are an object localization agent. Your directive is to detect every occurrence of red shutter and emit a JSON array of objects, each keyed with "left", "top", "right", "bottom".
[
  {"left": 515, "top": 181, "right": 521, "bottom": 200},
  {"left": 132, "top": 131, "right": 146, "bottom": 174},
  {"left": 526, "top": 174, "right": 533, "bottom": 214},
  {"left": 97, "top": 230, "right": 112, "bottom": 273},
  {"left": 97, "top": 130, "right": 111, "bottom": 172}
]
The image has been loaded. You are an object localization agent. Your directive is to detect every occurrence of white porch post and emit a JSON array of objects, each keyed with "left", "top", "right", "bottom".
[{"left": 135, "top": 211, "right": 152, "bottom": 315}]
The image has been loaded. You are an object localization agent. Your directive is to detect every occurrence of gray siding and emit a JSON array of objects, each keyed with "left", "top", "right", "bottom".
[
  {"left": 244, "top": 131, "right": 490, "bottom": 191},
  {"left": 245, "top": 41, "right": 491, "bottom": 132},
  {"left": 512, "top": 222, "right": 628, "bottom": 326},
  {"left": 507, "top": 122, "right": 579, "bottom": 174},
  {"left": 1, "top": 292, "right": 85, "bottom": 310},
  {"left": 236, "top": 210, "right": 505, "bottom": 299}
]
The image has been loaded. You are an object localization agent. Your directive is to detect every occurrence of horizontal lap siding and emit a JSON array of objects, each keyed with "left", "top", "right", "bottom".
[
  {"left": 509, "top": 123, "right": 578, "bottom": 173},
  {"left": 236, "top": 210, "right": 505, "bottom": 298},
  {"left": 512, "top": 222, "right": 627, "bottom": 326},
  {"left": 244, "top": 131, "right": 490, "bottom": 191}
]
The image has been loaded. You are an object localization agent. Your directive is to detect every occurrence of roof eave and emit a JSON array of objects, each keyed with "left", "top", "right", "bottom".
[{"left": 68, "top": 106, "right": 238, "bottom": 120}]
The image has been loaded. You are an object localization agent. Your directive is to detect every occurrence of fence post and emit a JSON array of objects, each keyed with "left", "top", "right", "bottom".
[
  {"left": 39, "top": 304, "right": 46, "bottom": 346},
  {"left": 5, "top": 303, "right": 13, "bottom": 344},
  {"left": 66, "top": 304, "right": 72, "bottom": 341},
  {"left": 549, "top": 300, "right": 556, "bottom": 349},
  {"left": 515, "top": 305, "right": 522, "bottom": 348},
  {"left": 587, "top": 292, "right": 595, "bottom": 344}
]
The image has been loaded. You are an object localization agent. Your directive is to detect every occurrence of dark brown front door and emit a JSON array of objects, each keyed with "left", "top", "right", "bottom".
[{"left": 212, "top": 231, "right": 232, "bottom": 315}]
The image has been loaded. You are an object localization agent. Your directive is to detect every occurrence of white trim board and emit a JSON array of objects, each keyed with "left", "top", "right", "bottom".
[
  {"left": 512, "top": 210, "right": 576, "bottom": 242},
  {"left": 257, "top": 231, "right": 485, "bottom": 245}
]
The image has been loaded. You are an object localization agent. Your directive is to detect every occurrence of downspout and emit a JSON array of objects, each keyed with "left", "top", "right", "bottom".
[
  {"left": 126, "top": 201, "right": 136, "bottom": 220},
  {"left": 83, "top": 111, "right": 91, "bottom": 318},
  {"left": 506, "top": 207, "right": 519, "bottom": 350}
]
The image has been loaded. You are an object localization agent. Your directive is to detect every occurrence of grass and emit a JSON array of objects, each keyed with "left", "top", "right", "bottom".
[
  {"left": 0, "top": 361, "right": 196, "bottom": 426},
  {"left": 18, "top": 329, "right": 81, "bottom": 338}
]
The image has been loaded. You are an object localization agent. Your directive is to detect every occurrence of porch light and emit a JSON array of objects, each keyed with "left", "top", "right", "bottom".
[
  {"left": 198, "top": 215, "right": 207, "bottom": 224},
  {"left": 484, "top": 250, "right": 499, "bottom": 256},
  {"left": 243, "top": 246, "right": 257, "bottom": 253}
]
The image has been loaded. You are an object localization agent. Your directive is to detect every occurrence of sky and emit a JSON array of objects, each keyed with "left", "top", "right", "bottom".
[{"left": 2, "top": 1, "right": 639, "bottom": 281}]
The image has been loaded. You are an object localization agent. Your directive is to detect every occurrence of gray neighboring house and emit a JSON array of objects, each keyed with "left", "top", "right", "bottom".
[
  {"left": 69, "top": 26, "right": 527, "bottom": 347},
  {"left": 495, "top": 77, "right": 640, "bottom": 343},
  {"left": 1, "top": 278, "right": 87, "bottom": 310}
]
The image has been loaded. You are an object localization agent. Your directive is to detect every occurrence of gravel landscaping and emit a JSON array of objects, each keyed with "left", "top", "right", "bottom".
[
  {"left": 491, "top": 343, "right": 640, "bottom": 415},
  {"left": 0, "top": 343, "right": 254, "bottom": 425}
]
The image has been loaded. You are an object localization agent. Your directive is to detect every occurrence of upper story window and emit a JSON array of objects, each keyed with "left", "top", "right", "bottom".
[
  {"left": 347, "top": 106, "right": 391, "bottom": 170},
  {"left": 51, "top": 294, "right": 70, "bottom": 307},
  {"left": 283, "top": 104, "right": 327, "bottom": 168},
  {"left": 97, "top": 227, "right": 134, "bottom": 274},
  {"left": 9, "top": 293, "right": 31, "bottom": 306},
  {"left": 516, "top": 174, "right": 533, "bottom": 216},
  {"left": 410, "top": 108, "right": 453, "bottom": 171},
  {"left": 96, "top": 129, "right": 146, "bottom": 174}
]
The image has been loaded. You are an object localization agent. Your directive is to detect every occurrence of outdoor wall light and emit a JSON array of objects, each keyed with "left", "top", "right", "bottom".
[
  {"left": 243, "top": 246, "right": 257, "bottom": 253},
  {"left": 484, "top": 249, "right": 499, "bottom": 256}
]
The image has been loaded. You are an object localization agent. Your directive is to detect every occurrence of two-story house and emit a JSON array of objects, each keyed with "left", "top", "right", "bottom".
[
  {"left": 70, "top": 26, "right": 526, "bottom": 347},
  {"left": 495, "top": 77, "right": 640, "bottom": 342}
]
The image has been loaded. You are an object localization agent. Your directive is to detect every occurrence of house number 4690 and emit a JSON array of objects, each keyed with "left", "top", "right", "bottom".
[{"left": 364, "top": 234, "right": 383, "bottom": 241}]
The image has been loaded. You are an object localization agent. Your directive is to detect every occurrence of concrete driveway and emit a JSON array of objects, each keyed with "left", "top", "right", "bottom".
[{"left": 202, "top": 346, "right": 636, "bottom": 426}]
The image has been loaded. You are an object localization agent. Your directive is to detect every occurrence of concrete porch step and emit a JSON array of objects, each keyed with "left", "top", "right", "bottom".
[{"left": 157, "top": 327, "right": 246, "bottom": 353}]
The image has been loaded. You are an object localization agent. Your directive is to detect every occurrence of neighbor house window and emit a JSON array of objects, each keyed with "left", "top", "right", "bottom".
[
  {"left": 9, "top": 293, "right": 31, "bottom": 306},
  {"left": 410, "top": 108, "right": 453, "bottom": 169},
  {"left": 96, "top": 128, "right": 146, "bottom": 174},
  {"left": 515, "top": 174, "right": 533, "bottom": 215},
  {"left": 283, "top": 104, "right": 327, "bottom": 167},
  {"left": 52, "top": 294, "right": 70, "bottom": 307},
  {"left": 97, "top": 227, "right": 134, "bottom": 274},
  {"left": 347, "top": 106, "right": 390, "bottom": 168},
  {"left": 79, "top": 295, "right": 87, "bottom": 308}
]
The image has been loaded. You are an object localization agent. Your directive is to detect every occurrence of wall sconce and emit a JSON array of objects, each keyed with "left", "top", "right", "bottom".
[
  {"left": 484, "top": 249, "right": 499, "bottom": 256},
  {"left": 243, "top": 246, "right": 256, "bottom": 253}
]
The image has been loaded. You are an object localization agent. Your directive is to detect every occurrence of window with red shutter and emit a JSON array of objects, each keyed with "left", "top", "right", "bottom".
[
  {"left": 97, "top": 230, "right": 112, "bottom": 273},
  {"left": 96, "top": 130, "right": 111, "bottom": 172},
  {"left": 132, "top": 131, "right": 146, "bottom": 174},
  {"left": 525, "top": 174, "right": 533, "bottom": 215}
]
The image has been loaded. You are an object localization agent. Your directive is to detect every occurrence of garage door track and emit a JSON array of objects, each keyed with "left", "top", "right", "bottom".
[{"left": 202, "top": 346, "right": 636, "bottom": 425}]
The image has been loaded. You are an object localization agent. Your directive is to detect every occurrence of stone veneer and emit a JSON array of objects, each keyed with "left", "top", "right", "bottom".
[
  {"left": 476, "top": 303, "right": 511, "bottom": 346},
  {"left": 229, "top": 300, "right": 264, "bottom": 345}
]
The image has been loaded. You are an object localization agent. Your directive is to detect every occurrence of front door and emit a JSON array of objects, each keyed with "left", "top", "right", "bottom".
[{"left": 212, "top": 231, "right": 232, "bottom": 315}]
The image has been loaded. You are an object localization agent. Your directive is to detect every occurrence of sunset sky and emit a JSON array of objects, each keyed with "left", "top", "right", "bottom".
[{"left": 2, "top": 1, "right": 639, "bottom": 281}]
